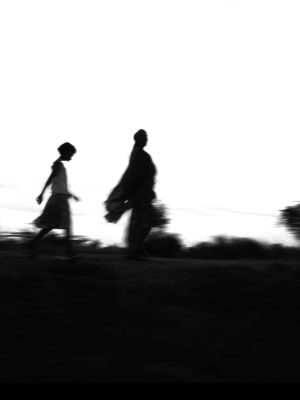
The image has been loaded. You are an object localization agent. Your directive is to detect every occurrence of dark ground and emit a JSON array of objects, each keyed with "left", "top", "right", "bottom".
[{"left": 1, "top": 249, "right": 300, "bottom": 382}]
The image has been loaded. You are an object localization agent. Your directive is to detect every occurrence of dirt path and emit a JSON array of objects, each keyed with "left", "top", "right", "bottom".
[{"left": 1, "top": 250, "right": 300, "bottom": 382}]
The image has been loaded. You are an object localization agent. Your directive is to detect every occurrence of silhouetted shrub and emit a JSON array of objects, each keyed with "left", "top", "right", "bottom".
[
  {"left": 99, "top": 246, "right": 126, "bottom": 255},
  {"left": 151, "top": 201, "right": 170, "bottom": 232},
  {"left": 145, "top": 232, "right": 183, "bottom": 258},
  {"left": 0, "top": 231, "right": 100, "bottom": 255},
  {"left": 280, "top": 204, "right": 300, "bottom": 241},
  {"left": 267, "top": 244, "right": 287, "bottom": 259},
  {"left": 184, "top": 236, "right": 298, "bottom": 260},
  {"left": 0, "top": 236, "right": 16, "bottom": 251},
  {"left": 2, "top": 231, "right": 300, "bottom": 260}
]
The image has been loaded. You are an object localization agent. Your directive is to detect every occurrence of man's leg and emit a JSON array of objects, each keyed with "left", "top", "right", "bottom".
[
  {"left": 139, "top": 225, "right": 152, "bottom": 255},
  {"left": 138, "top": 203, "right": 152, "bottom": 256},
  {"left": 65, "top": 227, "right": 74, "bottom": 259},
  {"left": 127, "top": 208, "right": 140, "bottom": 258},
  {"left": 127, "top": 202, "right": 151, "bottom": 259}
]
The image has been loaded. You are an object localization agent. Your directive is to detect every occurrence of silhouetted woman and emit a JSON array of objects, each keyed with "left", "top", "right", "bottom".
[
  {"left": 105, "top": 130, "right": 157, "bottom": 259},
  {"left": 29, "top": 142, "right": 80, "bottom": 260}
]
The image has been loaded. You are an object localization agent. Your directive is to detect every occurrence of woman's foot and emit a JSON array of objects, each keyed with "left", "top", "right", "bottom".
[{"left": 24, "top": 241, "right": 38, "bottom": 258}]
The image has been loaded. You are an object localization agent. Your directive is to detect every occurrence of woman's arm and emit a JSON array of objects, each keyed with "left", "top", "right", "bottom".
[
  {"left": 36, "top": 162, "right": 60, "bottom": 204},
  {"left": 36, "top": 171, "right": 56, "bottom": 204},
  {"left": 68, "top": 193, "right": 81, "bottom": 202}
]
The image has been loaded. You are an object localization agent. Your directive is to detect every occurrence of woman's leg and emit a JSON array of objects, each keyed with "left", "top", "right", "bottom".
[{"left": 28, "top": 226, "right": 57, "bottom": 254}]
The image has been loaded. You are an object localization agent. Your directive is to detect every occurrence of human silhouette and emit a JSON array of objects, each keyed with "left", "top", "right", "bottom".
[
  {"left": 105, "top": 130, "right": 157, "bottom": 260},
  {"left": 28, "top": 142, "right": 80, "bottom": 261}
]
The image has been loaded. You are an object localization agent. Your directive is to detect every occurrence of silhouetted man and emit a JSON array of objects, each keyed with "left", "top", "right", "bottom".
[{"left": 105, "top": 130, "right": 157, "bottom": 259}]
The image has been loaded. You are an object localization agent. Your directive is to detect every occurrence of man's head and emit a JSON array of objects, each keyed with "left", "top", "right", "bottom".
[{"left": 134, "top": 129, "right": 148, "bottom": 148}]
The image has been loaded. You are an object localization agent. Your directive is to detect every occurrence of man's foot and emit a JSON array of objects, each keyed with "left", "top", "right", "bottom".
[
  {"left": 139, "top": 249, "right": 150, "bottom": 258},
  {"left": 66, "top": 254, "right": 81, "bottom": 264}
]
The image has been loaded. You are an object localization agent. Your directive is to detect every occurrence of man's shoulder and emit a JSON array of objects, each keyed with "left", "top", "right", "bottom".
[
  {"left": 141, "top": 149, "right": 153, "bottom": 163},
  {"left": 131, "top": 147, "right": 150, "bottom": 159}
]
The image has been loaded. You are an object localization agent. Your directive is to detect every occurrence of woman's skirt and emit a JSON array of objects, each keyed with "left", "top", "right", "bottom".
[{"left": 34, "top": 194, "right": 71, "bottom": 230}]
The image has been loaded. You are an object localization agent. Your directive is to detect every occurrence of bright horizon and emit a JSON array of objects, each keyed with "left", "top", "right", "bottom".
[{"left": 1, "top": 0, "right": 300, "bottom": 246}]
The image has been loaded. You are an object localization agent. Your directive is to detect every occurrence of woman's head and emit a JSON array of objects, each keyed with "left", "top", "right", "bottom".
[
  {"left": 58, "top": 142, "right": 77, "bottom": 161},
  {"left": 134, "top": 129, "right": 148, "bottom": 148}
]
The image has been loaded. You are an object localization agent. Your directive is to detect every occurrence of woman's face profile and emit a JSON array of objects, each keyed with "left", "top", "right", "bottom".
[{"left": 62, "top": 152, "right": 74, "bottom": 161}]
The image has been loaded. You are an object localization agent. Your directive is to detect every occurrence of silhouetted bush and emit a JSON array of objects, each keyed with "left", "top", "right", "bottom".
[
  {"left": 145, "top": 232, "right": 183, "bottom": 258},
  {"left": 0, "top": 235, "right": 17, "bottom": 251},
  {"left": 0, "top": 231, "right": 101, "bottom": 255},
  {"left": 99, "top": 246, "right": 126, "bottom": 255},
  {"left": 280, "top": 204, "right": 300, "bottom": 241},
  {"left": 184, "top": 236, "right": 300, "bottom": 260},
  {"left": 151, "top": 201, "right": 170, "bottom": 232},
  {"left": 2, "top": 231, "right": 300, "bottom": 260}
]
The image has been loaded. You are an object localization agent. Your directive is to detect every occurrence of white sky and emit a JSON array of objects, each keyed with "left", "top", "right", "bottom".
[{"left": 0, "top": 0, "right": 300, "bottom": 245}]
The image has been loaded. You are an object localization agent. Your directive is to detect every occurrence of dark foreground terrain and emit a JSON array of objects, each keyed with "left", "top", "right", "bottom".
[{"left": 1, "top": 250, "right": 300, "bottom": 382}]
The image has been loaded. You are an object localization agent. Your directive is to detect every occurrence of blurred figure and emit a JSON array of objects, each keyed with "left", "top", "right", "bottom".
[
  {"left": 105, "top": 130, "right": 157, "bottom": 259},
  {"left": 28, "top": 142, "right": 80, "bottom": 261}
]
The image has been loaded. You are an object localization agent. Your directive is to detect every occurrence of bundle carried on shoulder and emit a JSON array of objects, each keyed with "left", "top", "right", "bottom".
[{"left": 104, "top": 184, "right": 131, "bottom": 223}]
